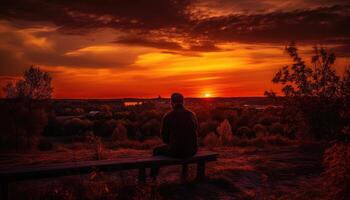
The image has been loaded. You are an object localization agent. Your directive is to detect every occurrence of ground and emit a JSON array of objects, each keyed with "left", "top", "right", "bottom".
[{"left": 0, "top": 144, "right": 325, "bottom": 200}]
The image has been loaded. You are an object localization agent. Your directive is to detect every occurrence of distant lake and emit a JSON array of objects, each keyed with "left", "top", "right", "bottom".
[{"left": 124, "top": 101, "right": 143, "bottom": 106}]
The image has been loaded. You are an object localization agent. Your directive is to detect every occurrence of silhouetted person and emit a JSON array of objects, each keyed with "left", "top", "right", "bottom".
[
  {"left": 151, "top": 93, "right": 198, "bottom": 178},
  {"left": 153, "top": 93, "right": 198, "bottom": 158}
]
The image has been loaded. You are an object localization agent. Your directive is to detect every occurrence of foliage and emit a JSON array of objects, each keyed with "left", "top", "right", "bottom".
[
  {"left": 87, "top": 132, "right": 105, "bottom": 160},
  {"left": 140, "top": 119, "right": 161, "bottom": 140},
  {"left": 217, "top": 119, "right": 233, "bottom": 145},
  {"left": 93, "top": 119, "right": 116, "bottom": 137},
  {"left": 266, "top": 43, "right": 349, "bottom": 139},
  {"left": 253, "top": 123, "right": 267, "bottom": 136},
  {"left": 199, "top": 120, "right": 219, "bottom": 138},
  {"left": 3, "top": 66, "right": 52, "bottom": 100},
  {"left": 322, "top": 139, "right": 350, "bottom": 200},
  {"left": 269, "top": 122, "right": 285, "bottom": 135},
  {"left": 203, "top": 132, "right": 219, "bottom": 148},
  {"left": 0, "top": 101, "right": 49, "bottom": 151},
  {"left": 112, "top": 120, "right": 128, "bottom": 141},
  {"left": 0, "top": 66, "right": 53, "bottom": 151},
  {"left": 64, "top": 118, "right": 92, "bottom": 136},
  {"left": 236, "top": 126, "right": 255, "bottom": 138}
]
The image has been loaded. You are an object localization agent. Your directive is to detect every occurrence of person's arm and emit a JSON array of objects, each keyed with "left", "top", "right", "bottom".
[{"left": 161, "top": 115, "right": 170, "bottom": 144}]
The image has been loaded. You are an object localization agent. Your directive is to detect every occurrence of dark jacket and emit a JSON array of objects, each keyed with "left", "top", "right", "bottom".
[{"left": 161, "top": 104, "right": 198, "bottom": 157}]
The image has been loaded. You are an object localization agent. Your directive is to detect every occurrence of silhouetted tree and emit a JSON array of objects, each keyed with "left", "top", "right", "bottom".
[
  {"left": 1, "top": 66, "right": 53, "bottom": 151},
  {"left": 3, "top": 66, "right": 52, "bottom": 100},
  {"left": 266, "top": 43, "right": 349, "bottom": 139}
]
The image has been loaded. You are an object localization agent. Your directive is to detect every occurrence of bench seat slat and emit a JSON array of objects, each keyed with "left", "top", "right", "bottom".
[{"left": 0, "top": 151, "right": 218, "bottom": 181}]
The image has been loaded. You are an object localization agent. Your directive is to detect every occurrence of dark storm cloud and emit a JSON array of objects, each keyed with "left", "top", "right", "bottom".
[
  {"left": 115, "top": 36, "right": 220, "bottom": 52},
  {"left": 115, "top": 36, "right": 183, "bottom": 50},
  {"left": 190, "top": 5, "right": 350, "bottom": 43},
  {"left": 1, "top": 0, "right": 350, "bottom": 56},
  {"left": 0, "top": 0, "right": 191, "bottom": 31},
  {"left": 1, "top": 1, "right": 349, "bottom": 43}
]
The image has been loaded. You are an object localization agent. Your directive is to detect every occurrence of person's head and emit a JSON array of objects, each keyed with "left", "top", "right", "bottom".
[{"left": 171, "top": 92, "right": 184, "bottom": 109}]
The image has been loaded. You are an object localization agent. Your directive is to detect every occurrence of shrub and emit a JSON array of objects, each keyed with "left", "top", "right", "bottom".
[
  {"left": 140, "top": 119, "right": 161, "bottom": 139},
  {"left": 112, "top": 120, "right": 128, "bottom": 141},
  {"left": 259, "top": 115, "right": 279, "bottom": 126},
  {"left": 73, "top": 108, "right": 85, "bottom": 115},
  {"left": 0, "top": 101, "right": 49, "bottom": 151},
  {"left": 211, "top": 108, "right": 226, "bottom": 122},
  {"left": 87, "top": 132, "right": 105, "bottom": 160},
  {"left": 64, "top": 118, "right": 92, "bottom": 136},
  {"left": 253, "top": 123, "right": 267, "bottom": 136},
  {"left": 322, "top": 141, "right": 350, "bottom": 200},
  {"left": 203, "top": 132, "right": 219, "bottom": 148},
  {"left": 199, "top": 120, "right": 219, "bottom": 138},
  {"left": 93, "top": 119, "right": 116, "bottom": 137},
  {"left": 236, "top": 114, "right": 250, "bottom": 127},
  {"left": 3, "top": 66, "right": 52, "bottom": 99},
  {"left": 231, "top": 134, "right": 292, "bottom": 147},
  {"left": 266, "top": 43, "right": 349, "bottom": 139},
  {"left": 236, "top": 126, "right": 255, "bottom": 138},
  {"left": 217, "top": 119, "right": 233, "bottom": 145},
  {"left": 269, "top": 122, "right": 285, "bottom": 135}
]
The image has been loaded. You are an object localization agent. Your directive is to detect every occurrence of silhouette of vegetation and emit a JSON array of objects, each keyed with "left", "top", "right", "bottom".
[
  {"left": 1, "top": 66, "right": 52, "bottom": 151},
  {"left": 265, "top": 43, "right": 350, "bottom": 200},
  {"left": 4, "top": 66, "right": 52, "bottom": 100},
  {"left": 266, "top": 43, "right": 350, "bottom": 140}
]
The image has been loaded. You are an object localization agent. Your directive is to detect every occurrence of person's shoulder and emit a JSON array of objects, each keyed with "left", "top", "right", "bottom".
[
  {"left": 163, "top": 110, "right": 173, "bottom": 119},
  {"left": 184, "top": 108, "right": 197, "bottom": 117}
]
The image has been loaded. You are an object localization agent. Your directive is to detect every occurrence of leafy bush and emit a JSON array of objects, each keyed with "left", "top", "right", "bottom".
[
  {"left": 259, "top": 115, "right": 279, "bottom": 126},
  {"left": 266, "top": 43, "right": 350, "bottom": 139},
  {"left": 199, "top": 120, "right": 219, "bottom": 138},
  {"left": 217, "top": 119, "right": 233, "bottom": 145},
  {"left": 112, "top": 120, "right": 128, "bottom": 141},
  {"left": 203, "top": 132, "right": 219, "bottom": 148},
  {"left": 140, "top": 119, "right": 161, "bottom": 139},
  {"left": 269, "top": 122, "right": 285, "bottom": 135},
  {"left": 236, "top": 126, "right": 255, "bottom": 138},
  {"left": 93, "top": 119, "right": 116, "bottom": 137},
  {"left": 64, "top": 118, "right": 92, "bottom": 136},
  {"left": 231, "top": 134, "right": 293, "bottom": 147},
  {"left": 3, "top": 66, "right": 52, "bottom": 100},
  {"left": 322, "top": 141, "right": 350, "bottom": 200},
  {"left": 0, "top": 101, "right": 49, "bottom": 151},
  {"left": 253, "top": 123, "right": 267, "bottom": 136}
]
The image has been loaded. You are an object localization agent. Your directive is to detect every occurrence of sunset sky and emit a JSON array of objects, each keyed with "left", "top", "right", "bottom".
[{"left": 1, "top": 0, "right": 350, "bottom": 98}]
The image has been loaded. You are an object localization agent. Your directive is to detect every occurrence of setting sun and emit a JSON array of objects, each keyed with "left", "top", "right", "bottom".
[{"left": 204, "top": 93, "right": 212, "bottom": 98}]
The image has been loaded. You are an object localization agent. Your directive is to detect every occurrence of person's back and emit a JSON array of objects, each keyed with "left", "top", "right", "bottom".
[
  {"left": 153, "top": 93, "right": 198, "bottom": 158},
  {"left": 162, "top": 104, "right": 198, "bottom": 157}
]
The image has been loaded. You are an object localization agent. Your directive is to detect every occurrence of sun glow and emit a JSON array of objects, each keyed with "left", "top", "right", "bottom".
[{"left": 204, "top": 93, "right": 212, "bottom": 98}]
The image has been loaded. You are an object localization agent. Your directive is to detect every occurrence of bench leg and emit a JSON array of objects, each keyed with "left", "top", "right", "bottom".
[
  {"left": 138, "top": 168, "right": 146, "bottom": 183},
  {"left": 196, "top": 161, "right": 206, "bottom": 181},
  {"left": 1, "top": 182, "right": 8, "bottom": 200},
  {"left": 181, "top": 164, "right": 188, "bottom": 181}
]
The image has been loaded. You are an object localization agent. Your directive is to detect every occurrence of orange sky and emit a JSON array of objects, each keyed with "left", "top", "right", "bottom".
[{"left": 0, "top": 0, "right": 350, "bottom": 98}]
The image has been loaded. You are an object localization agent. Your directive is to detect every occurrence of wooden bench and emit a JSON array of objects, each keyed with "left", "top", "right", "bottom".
[{"left": 0, "top": 151, "right": 218, "bottom": 200}]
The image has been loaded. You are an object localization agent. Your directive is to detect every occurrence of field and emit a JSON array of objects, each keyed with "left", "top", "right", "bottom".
[
  {"left": 0, "top": 142, "right": 325, "bottom": 200},
  {"left": 1, "top": 97, "right": 337, "bottom": 200}
]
